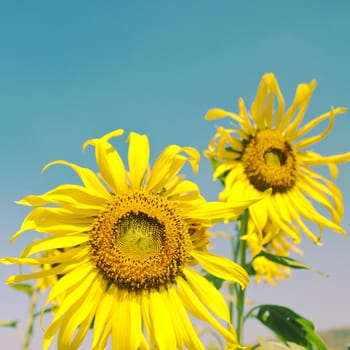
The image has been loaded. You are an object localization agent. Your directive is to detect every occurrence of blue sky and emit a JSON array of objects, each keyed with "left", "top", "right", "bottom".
[{"left": 1, "top": 1, "right": 349, "bottom": 348}]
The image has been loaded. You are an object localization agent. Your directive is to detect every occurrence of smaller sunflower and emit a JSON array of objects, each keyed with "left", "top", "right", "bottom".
[
  {"left": 206, "top": 73, "right": 350, "bottom": 251},
  {"left": 2, "top": 129, "right": 264, "bottom": 350},
  {"left": 247, "top": 228, "right": 303, "bottom": 286}
]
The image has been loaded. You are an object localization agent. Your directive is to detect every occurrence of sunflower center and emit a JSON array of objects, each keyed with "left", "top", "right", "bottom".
[
  {"left": 89, "top": 191, "right": 192, "bottom": 292},
  {"left": 264, "top": 148, "right": 286, "bottom": 167},
  {"left": 242, "top": 130, "right": 296, "bottom": 193},
  {"left": 116, "top": 212, "right": 163, "bottom": 258}
]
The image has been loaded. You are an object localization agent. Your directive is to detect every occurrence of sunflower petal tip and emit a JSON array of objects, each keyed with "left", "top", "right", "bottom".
[
  {"left": 41, "top": 163, "right": 49, "bottom": 173},
  {"left": 41, "top": 160, "right": 60, "bottom": 174},
  {"left": 336, "top": 106, "right": 348, "bottom": 114},
  {"left": 5, "top": 275, "right": 15, "bottom": 284},
  {"left": 205, "top": 108, "right": 225, "bottom": 120},
  {"left": 82, "top": 139, "right": 95, "bottom": 153}
]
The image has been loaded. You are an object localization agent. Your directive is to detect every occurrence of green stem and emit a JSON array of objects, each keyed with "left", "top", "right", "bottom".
[
  {"left": 229, "top": 234, "right": 239, "bottom": 321},
  {"left": 235, "top": 209, "right": 249, "bottom": 345},
  {"left": 22, "top": 288, "right": 39, "bottom": 350}
]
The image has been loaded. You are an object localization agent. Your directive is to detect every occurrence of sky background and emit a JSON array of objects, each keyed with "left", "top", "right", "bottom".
[{"left": 0, "top": 1, "right": 349, "bottom": 349}]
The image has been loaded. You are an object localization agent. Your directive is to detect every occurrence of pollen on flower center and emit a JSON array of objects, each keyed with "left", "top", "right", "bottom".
[
  {"left": 242, "top": 130, "right": 296, "bottom": 193},
  {"left": 89, "top": 191, "right": 192, "bottom": 292}
]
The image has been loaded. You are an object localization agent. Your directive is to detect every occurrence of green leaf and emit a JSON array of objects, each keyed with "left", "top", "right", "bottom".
[
  {"left": 204, "top": 273, "right": 224, "bottom": 289},
  {"left": 248, "top": 304, "right": 327, "bottom": 350},
  {"left": 253, "top": 251, "right": 329, "bottom": 277},
  {"left": 0, "top": 320, "right": 18, "bottom": 328},
  {"left": 245, "top": 262, "right": 256, "bottom": 276},
  {"left": 10, "top": 283, "right": 33, "bottom": 296}
]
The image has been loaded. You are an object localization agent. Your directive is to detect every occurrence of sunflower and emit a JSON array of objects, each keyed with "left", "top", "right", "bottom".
[
  {"left": 1, "top": 129, "right": 264, "bottom": 350},
  {"left": 205, "top": 73, "right": 350, "bottom": 252},
  {"left": 247, "top": 228, "right": 303, "bottom": 286}
]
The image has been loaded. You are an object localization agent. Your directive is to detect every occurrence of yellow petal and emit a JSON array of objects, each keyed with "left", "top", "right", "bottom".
[
  {"left": 44, "top": 269, "right": 98, "bottom": 347},
  {"left": 165, "top": 179, "right": 200, "bottom": 200},
  {"left": 57, "top": 277, "right": 103, "bottom": 349},
  {"left": 282, "top": 80, "right": 316, "bottom": 134},
  {"left": 292, "top": 188, "right": 345, "bottom": 234},
  {"left": 18, "top": 184, "right": 107, "bottom": 212},
  {"left": 20, "top": 234, "right": 89, "bottom": 258},
  {"left": 266, "top": 196, "right": 301, "bottom": 244},
  {"left": 11, "top": 207, "right": 92, "bottom": 241},
  {"left": 216, "top": 126, "right": 244, "bottom": 152},
  {"left": 301, "top": 151, "right": 350, "bottom": 166},
  {"left": 44, "top": 260, "right": 94, "bottom": 306},
  {"left": 111, "top": 289, "right": 142, "bottom": 350},
  {"left": 294, "top": 108, "right": 335, "bottom": 149},
  {"left": 148, "top": 289, "right": 177, "bottom": 350},
  {"left": 190, "top": 250, "right": 249, "bottom": 288},
  {"left": 250, "top": 73, "right": 277, "bottom": 128},
  {"left": 249, "top": 199, "right": 269, "bottom": 243},
  {"left": 238, "top": 97, "right": 255, "bottom": 134},
  {"left": 184, "top": 268, "right": 230, "bottom": 322},
  {"left": 297, "top": 174, "right": 341, "bottom": 223},
  {"left": 213, "top": 162, "right": 236, "bottom": 180},
  {"left": 177, "top": 277, "right": 238, "bottom": 347},
  {"left": 83, "top": 133, "right": 129, "bottom": 194},
  {"left": 127, "top": 132, "right": 150, "bottom": 189},
  {"left": 138, "top": 335, "right": 150, "bottom": 350},
  {"left": 283, "top": 192, "right": 321, "bottom": 244},
  {"left": 147, "top": 145, "right": 199, "bottom": 193},
  {"left": 301, "top": 166, "right": 343, "bottom": 218},
  {"left": 292, "top": 107, "right": 346, "bottom": 141},
  {"left": 5, "top": 261, "right": 79, "bottom": 285},
  {"left": 187, "top": 190, "right": 268, "bottom": 223},
  {"left": 167, "top": 286, "right": 204, "bottom": 349},
  {"left": 42, "top": 160, "right": 110, "bottom": 199},
  {"left": 69, "top": 281, "right": 105, "bottom": 350},
  {"left": 91, "top": 286, "right": 114, "bottom": 349},
  {"left": 264, "top": 74, "right": 285, "bottom": 128},
  {"left": 205, "top": 108, "right": 244, "bottom": 124},
  {"left": 251, "top": 73, "right": 278, "bottom": 130},
  {"left": 92, "top": 319, "right": 112, "bottom": 350},
  {"left": 141, "top": 291, "right": 156, "bottom": 347},
  {"left": 1, "top": 247, "right": 83, "bottom": 266}
]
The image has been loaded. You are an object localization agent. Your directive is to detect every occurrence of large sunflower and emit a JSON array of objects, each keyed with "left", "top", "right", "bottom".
[
  {"left": 205, "top": 73, "right": 350, "bottom": 251},
  {"left": 2, "top": 129, "right": 263, "bottom": 350}
]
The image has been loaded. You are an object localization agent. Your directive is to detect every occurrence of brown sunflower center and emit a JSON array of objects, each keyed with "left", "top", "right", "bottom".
[
  {"left": 89, "top": 191, "right": 192, "bottom": 291},
  {"left": 242, "top": 130, "right": 296, "bottom": 193}
]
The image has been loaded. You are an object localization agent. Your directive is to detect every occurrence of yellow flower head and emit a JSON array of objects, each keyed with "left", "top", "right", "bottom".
[
  {"left": 247, "top": 227, "right": 303, "bottom": 286},
  {"left": 206, "top": 73, "right": 350, "bottom": 248},
  {"left": 2, "top": 130, "right": 263, "bottom": 350}
]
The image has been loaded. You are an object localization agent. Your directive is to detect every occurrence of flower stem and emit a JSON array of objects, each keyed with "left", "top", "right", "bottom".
[
  {"left": 22, "top": 287, "right": 39, "bottom": 350},
  {"left": 235, "top": 209, "right": 249, "bottom": 345}
]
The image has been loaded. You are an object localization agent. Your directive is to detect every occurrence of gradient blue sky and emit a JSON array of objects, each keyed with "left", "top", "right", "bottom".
[{"left": 1, "top": 1, "right": 349, "bottom": 348}]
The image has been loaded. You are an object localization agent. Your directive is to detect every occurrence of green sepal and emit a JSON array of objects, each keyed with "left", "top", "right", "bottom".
[
  {"left": 10, "top": 283, "right": 34, "bottom": 296},
  {"left": 0, "top": 320, "right": 18, "bottom": 328},
  {"left": 247, "top": 304, "right": 327, "bottom": 350}
]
